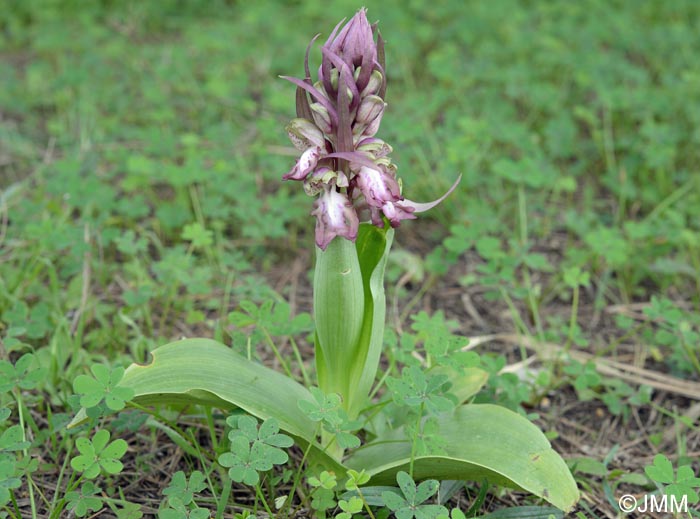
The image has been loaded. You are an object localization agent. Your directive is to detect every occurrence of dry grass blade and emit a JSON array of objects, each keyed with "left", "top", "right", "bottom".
[{"left": 466, "top": 333, "right": 700, "bottom": 400}]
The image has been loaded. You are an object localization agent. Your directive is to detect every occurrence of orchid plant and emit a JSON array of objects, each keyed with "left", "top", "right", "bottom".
[{"left": 72, "top": 9, "right": 579, "bottom": 514}]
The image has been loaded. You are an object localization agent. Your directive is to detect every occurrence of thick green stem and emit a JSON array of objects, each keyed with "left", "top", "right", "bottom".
[
  {"left": 313, "top": 225, "right": 394, "bottom": 419},
  {"left": 314, "top": 236, "right": 365, "bottom": 413}
]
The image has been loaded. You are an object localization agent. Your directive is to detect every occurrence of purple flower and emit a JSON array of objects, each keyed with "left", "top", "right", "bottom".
[
  {"left": 355, "top": 165, "right": 400, "bottom": 208},
  {"left": 282, "top": 9, "right": 459, "bottom": 250},
  {"left": 311, "top": 185, "right": 359, "bottom": 250}
]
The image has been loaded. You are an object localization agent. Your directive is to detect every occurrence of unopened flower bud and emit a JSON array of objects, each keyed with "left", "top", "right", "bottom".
[
  {"left": 362, "top": 109, "right": 383, "bottom": 138},
  {"left": 310, "top": 103, "right": 333, "bottom": 134},
  {"left": 313, "top": 80, "right": 329, "bottom": 99},
  {"left": 330, "top": 69, "right": 339, "bottom": 91},
  {"left": 357, "top": 95, "right": 385, "bottom": 126},
  {"left": 287, "top": 118, "right": 326, "bottom": 151},
  {"left": 353, "top": 66, "right": 362, "bottom": 82},
  {"left": 375, "top": 156, "right": 394, "bottom": 169},
  {"left": 326, "top": 8, "right": 376, "bottom": 69},
  {"left": 361, "top": 70, "right": 383, "bottom": 97}
]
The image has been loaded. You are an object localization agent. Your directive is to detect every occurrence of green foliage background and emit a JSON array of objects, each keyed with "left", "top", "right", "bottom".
[
  {"left": 2, "top": 0, "right": 699, "bottom": 387},
  {"left": 2, "top": 0, "right": 700, "bottom": 515}
]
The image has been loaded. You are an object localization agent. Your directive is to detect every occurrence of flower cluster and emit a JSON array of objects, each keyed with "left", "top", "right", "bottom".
[{"left": 282, "top": 9, "right": 456, "bottom": 250}]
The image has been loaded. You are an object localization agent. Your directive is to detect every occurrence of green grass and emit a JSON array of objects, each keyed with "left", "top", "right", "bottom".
[{"left": 1, "top": 1, "right": 700, "bottom": 517}]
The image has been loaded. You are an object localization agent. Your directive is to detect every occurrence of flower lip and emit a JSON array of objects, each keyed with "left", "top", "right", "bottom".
[{"left": 312, "top": 186, "right": 359, "bottom": 250}]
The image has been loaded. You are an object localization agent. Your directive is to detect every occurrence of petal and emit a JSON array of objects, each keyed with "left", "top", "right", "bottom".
[
  {"left": 283, "top": 163, "right": 303, "bottom": 181},
  {"left": 401, "top": 174, "right": 462, "bottom": 213},
  {"left": 356, "top": 137, "right": 392, "bottom": 159},
  {"left": 283, "top": 147, "right": 322, "bottom": 181},
  {"left": 355, "top": 165, "right": 401, "bottom": 207},
  {"left": 303, "top": 166, "right": 337, "bottom": 196},
  {"left": 311, "top": 187, "right": 359, "bottom": 250},
  {"left": 299, "top": 147, "right": 321, "bottom": 176},
  {"left": 286, "top": 118, "right": 326, "bottom": 150},
  {"left": 382, "top": 200, "right": 416, "bottom": 227},
  {"left": 356, "top": 95, "right": 385, "bottom": 125},
  {"left": 280, "top": 76, "right": 338, "bottom": 127}
]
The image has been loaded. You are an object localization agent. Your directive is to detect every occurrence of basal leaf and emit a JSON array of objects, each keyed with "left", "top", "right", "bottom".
[
  {"left": 346, "top": 404, "right": 579, "bottom": 512},
  {"left": 98, "top": 339, "right": 343, "bottom": 474}
]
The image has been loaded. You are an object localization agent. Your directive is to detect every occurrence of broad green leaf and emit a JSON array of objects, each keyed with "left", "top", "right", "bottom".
[
  {"left": 436, "top": 367, "right": 489, "bottom": 405},
  {"left": 345, "top": 404, "right": 579, "bottom": 512},
  {"left": 118, "top": 339, "right": 314, "bottom": 438},
  {"left": 108, "top": 339, "right": 342, "bottom": 472}
]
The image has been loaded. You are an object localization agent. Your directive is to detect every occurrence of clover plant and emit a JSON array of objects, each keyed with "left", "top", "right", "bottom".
[{"left": 70, "top": 8, "right": 579, "bottom": 514}]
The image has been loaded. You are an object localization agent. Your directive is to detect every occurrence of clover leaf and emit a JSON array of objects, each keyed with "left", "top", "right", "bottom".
[
  {"left": 299, "top": 388, "right": 360, "bottom": 449},
  {"left": 159, "top": 497, "right": 210, "bottom": 519},
  {"left": 387, "top": 366, "right": 455, "bottom": 415},
  {"left": 645, "top": 454, "right": 700, "bottom": 504},
  {"left": 0, "top": 455, "right": 21, "bottom": 506},
  {"left": 73, "top": 364, "right": 134, "bottom": 411},
  {"left": 219, "top": 416, "right": 293, "bottom": 486},
  {"left": 0, "top": 424, "right": 30, "bottom": 454},
  {"left": 645, "top": 453, "right": 675, "bottom": 484},
  {"left": 71, "top": 429, "right": 128, "bottom": 479},
  {"left": 115, "top": 502, "right": 144, "bottom": 519},
  {"left": 219, "top": 436, "right": 270, "bottom": 485},
  {"left": 381, "top": 471, "right": 447, "bottom": 519},
  {"left": 228, "top": 416, "right": 293, "bottom": 465},
  {"left": 0, "top": 353, "right": 46, "bottom": 393},
  {"left": 65, "top": 481, "right": 103, "bottom": 517},
  {"left": 336, "top": 496, "right": 364, "bottom": 519},
  {"left": 308, "top": 470, "right": 337, "bottom": 491},
  {"left": 345, "top": 469, "right": 370, "bottom": 491},
  {"left": 298, "top": 386, "right": 342, "bottom": 421},
  {"left": 163, "top": 470, "right": 206, "bottom": 507}
]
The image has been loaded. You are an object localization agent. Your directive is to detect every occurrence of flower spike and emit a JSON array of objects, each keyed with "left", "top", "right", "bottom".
[{"left": 282, "top": 9, "right": 459, "bottom": 249}]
